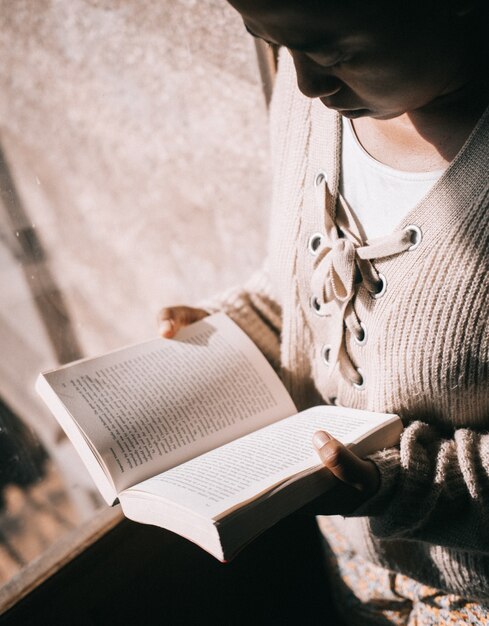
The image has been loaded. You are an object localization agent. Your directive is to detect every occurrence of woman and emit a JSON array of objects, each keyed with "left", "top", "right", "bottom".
[{"left": 159, "top": 1, "right": 489, "bottom": 622}]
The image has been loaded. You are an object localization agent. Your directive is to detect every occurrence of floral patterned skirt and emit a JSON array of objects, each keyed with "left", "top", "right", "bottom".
[{"left": 318, "top": 517, "right": 489, "bottom": 626}]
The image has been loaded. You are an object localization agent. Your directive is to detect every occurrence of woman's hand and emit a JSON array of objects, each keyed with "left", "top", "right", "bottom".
[
  {"left": 303, "top": 430, "right": 381, "bottom": 516},
  {"left": 157, "top": 306, "right": 209, "bottom": 338}
]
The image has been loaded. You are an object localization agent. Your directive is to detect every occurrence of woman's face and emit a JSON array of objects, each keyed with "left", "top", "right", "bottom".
[{"left": 228, "top": 0, "right": 478, "bottom": 120}]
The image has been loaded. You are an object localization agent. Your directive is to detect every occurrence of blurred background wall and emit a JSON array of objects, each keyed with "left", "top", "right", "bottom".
[{"left": 0, "top": 0, "right": 271, "bottom": 585}]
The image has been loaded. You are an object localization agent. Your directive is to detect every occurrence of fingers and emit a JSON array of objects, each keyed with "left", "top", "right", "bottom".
[
  {"left": 312, "top": 431, "right": 380, "bottom": 495},
  {"left": 157, "top": 306, "right": 209, "bottom": 338}
]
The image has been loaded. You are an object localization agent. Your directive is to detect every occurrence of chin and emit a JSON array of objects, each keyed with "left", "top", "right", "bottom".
[
  {"left": 368, "top": 109, "right": 409, "bottom": 120},
  {"left": 319, "top": 98, "right": 371, "bottom": 118},
  {"left": 319, "top": 97, "right": 409, "bottom": 120},
  {"left": 346, "top": 108, "right": 408, "bottom": 121}
]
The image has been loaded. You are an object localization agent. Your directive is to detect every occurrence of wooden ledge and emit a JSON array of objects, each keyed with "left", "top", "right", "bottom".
[{"left": 0, "top": 506, "right": 123, "bottom": 615}]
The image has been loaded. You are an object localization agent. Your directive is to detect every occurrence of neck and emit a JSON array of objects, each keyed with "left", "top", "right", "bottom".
[{"left": 353, "top": 76, "right": 489, "bottom": 172}]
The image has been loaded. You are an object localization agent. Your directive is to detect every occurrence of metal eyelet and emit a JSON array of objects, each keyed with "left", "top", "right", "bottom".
[
  {"left": 371, "top": 273, "right": 387, "bottom": 299},
  {"left": 406, "top": 224, "right": 422, "bottom": 251},
  {"left": 308, "top": 232, "right": 324, "bottom": 256},
  {"left": 353, "top": 321, "right": 367, "bottom": 346},
  {"left": 352, "top": 368, "right": 365, "bottom": 390},
  {"left": 321, "top": 344, "right": 331, "bottom": 367},
  {"left": 310, "top": 295, "right": 328, "bottom": 316},
  {"left": 314, "top": 170, "right": 327, "bottom": 187}
]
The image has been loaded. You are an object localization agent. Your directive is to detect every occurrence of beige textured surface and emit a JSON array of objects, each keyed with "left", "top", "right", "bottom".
[
  {"left": 0, "top": 0, "right": 271, "bottom": 583},
  {"left": 0, "top": 0, "right": 270, "bottom": 420}
]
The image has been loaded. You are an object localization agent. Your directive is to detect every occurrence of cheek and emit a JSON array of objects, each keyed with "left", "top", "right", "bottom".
[{"left": 340, "top": 64, "right": 443, "bottom": 112}]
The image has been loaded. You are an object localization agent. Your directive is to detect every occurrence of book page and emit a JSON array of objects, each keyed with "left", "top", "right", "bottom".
[
  {"left": 125, "top": 406, "right": 402, "bottom": 518},
  {"left": 39, "top": 314, "right": 296, "bottom": 493}
]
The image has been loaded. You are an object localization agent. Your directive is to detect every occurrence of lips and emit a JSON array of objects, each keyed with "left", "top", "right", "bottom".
[
  {"left": 319, "top": 98, "right": 369, "bottom": 117},
  {"left": 320, "top": 96, "right": 354, "bottom": 110}
]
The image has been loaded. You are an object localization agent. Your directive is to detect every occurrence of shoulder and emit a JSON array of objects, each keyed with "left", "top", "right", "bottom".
[{"left": 269, "top": 50, "right": 338, "bottom": 167}]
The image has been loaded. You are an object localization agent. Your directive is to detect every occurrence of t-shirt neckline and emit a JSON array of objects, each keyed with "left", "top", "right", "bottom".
[{"left": 344, "top": 117, "right": 446, "bottom": 182}]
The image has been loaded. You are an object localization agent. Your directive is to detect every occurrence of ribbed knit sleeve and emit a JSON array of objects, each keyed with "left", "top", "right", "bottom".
[
  {"left": 347, "top": 421, "right": 489, "bottom": 555},
  {"left": 199, "top": 261, "right": 282, "bottom": 370}
]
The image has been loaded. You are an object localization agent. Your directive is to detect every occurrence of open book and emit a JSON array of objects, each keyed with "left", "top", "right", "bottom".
[{"left": 36, "top": 313, "right": 402, "bottom": 562}]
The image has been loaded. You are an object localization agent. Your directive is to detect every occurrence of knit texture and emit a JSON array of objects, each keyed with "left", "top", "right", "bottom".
[{"left": 206, "top": 50, "right": 489, "bottom": 600}]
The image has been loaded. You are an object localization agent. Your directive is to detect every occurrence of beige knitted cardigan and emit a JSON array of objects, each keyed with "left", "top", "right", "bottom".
[{"left": 205, "top": 52, "right": 489, "bottom": 599}]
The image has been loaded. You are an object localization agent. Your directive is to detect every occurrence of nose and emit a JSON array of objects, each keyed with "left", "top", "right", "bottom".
[{"left": 291, "top": 51, "right": 342, "bottom": 99}]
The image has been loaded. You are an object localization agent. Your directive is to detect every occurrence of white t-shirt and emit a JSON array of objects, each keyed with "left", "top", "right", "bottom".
[{"left": 340, "top": 117, "right": 445, "bottom": 240}]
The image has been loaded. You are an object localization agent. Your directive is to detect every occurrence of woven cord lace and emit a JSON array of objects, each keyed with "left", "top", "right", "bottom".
[{"left": 310, "top": 186, "right": 414, "bottom": 385}]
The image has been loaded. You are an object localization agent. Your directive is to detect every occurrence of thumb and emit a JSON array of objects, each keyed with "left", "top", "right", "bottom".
[{"left": 312, "top": 431, "right": 379, "bottom": 494}]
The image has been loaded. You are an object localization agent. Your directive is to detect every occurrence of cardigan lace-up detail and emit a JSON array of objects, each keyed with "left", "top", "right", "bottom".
[{"left": 310, "top": 189, "right": 417, "bottom": 387}]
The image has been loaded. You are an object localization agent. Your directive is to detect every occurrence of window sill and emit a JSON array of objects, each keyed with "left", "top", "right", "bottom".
[{"left": 0, "top": 506, "right": 123, "bottom": 615}]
